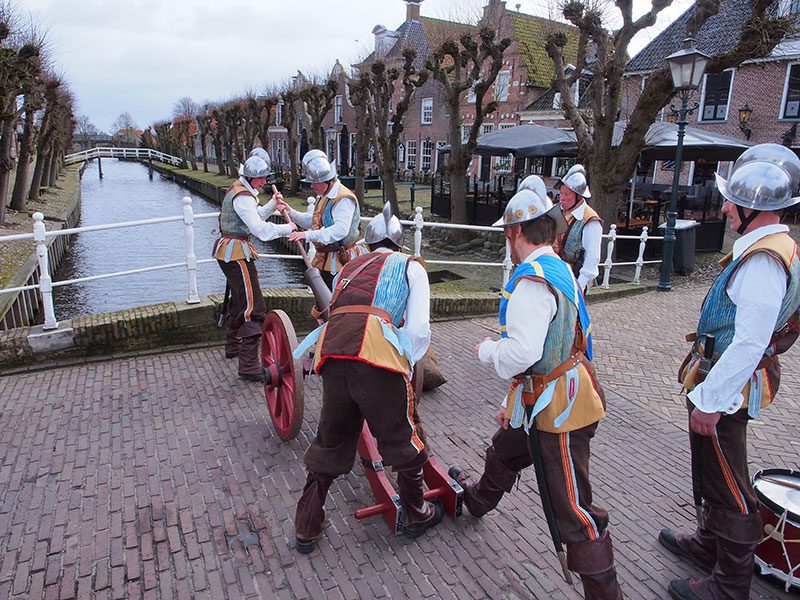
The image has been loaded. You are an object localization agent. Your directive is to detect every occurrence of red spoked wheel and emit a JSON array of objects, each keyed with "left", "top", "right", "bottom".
[{"left": 261, "top": 309, "right": 304, "bottom": 441}]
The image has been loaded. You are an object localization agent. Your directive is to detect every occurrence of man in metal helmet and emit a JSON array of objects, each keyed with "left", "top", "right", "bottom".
[
  {"left": 448, "top": 188, "right": 623, "bottom": 599},
  {"left": 213, "top": 151, "right": 297, "bottom": 382},
  {"left": 292, "top": 202, "right": 440, "bottom": 553},
  {"left": 238, "top": 147, "right": 272, "bottom": 177},
  {"left": 277, "top": 149, "right": 367, "bottom": 288},
  {"left": 556, "top": 164, "right": 603, "bottom": 293},
  {"left": 662, "top": 143, "right": 800, "bottom": 600}
]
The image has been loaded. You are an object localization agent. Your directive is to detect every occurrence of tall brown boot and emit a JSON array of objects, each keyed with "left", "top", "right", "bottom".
[
  {"left": 238, "top": 335, "right": 263, "bottom": 382},
  {"left": 668, "top": 509, "right": 761, "bottom": 600},
  {"left": 225, "top": 326, "right": 241, "bottom": 359},
  {"left": 294, "top": 472, "right": 335, "bottom": 554},
  {"left": 567, "top": 530, "right": 624, "bottom": 600},
  {"left": 396, "top": 465, "right": 444, "bottom": 538},
  {"left": 448, "top": 446, "right": 518, "bottom": 518},
  {"left": 659, "top": 526, "right": 717, "bottom": 572}
]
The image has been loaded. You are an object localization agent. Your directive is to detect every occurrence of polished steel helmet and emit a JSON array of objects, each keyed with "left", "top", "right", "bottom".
[
  {"left": 517, "top": 175, "right": 549, "bottom": 200},
  {"left": 732, "top": 143, "right": 800, "bottom": 195},
  {"left": 715, "top": 160, "right": 800, "bottom": 211},
  {"left": 557, "top": 163, "right": 591, "bottom": 199},
  {"left": 242, "top": 155, "right": 270, "bottom": 179},
  {"left": 249, "top": 147, "right": 272, "bottom": 172},
  {"left": 365, "top": 201, "right": 404, "bottom": 247},
  {"left": 301, "top": 150, "right": 336, "bottom": 183},
  {"left": 492, "top": 189, "right": 568, "bottom": 234}
]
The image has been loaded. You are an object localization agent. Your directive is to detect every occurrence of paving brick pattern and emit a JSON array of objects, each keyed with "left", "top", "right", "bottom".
[{"left": 1, "top": 285, "right": 798, "bottom": 599}]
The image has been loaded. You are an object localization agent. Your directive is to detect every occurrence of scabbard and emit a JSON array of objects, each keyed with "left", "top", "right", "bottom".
[{"left": 524, "top": 384, "right": 573, "bottom": 585}]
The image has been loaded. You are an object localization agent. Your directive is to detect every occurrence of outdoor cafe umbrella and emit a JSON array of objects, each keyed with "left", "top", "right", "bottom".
[
  {"left": 613, "top": 120, "right": 753, "bottom": 162},
  {"left": 438, "top": 123, "right": 577, "bottom": 158}
]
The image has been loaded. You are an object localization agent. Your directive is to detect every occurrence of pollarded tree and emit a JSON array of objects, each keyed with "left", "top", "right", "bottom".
[
  {"left": 195, "top": 106, "right": 211, "bottom": 173},
  {"left": 426, "top": 26, "right": 511, "bottom": 225},
  {"left": 111, "top": 111, "right": 139, "bottom": 147},
  {"left": 209, "top": 105, "right": 226, "bottom": 176},
  {"left": 359, "top": 49, "right": 429, "bottom": 215},
  {"left": 346, "top": 77, "right": 370, "bottom": 202},
  {"left": 298, "top": 77, "right": 337, "bottom": 150},
  {"left": 547, "top": 0, "right": 795, "bottom": 226},
  {"left": 10, "top": 80, "right": 45, "bottom": 211},
  {"left": 172, "top": 96, "right": 198, "bottom": 170},
  {"left": 28, "top": 80, "right": 66, "bottom": 202}
]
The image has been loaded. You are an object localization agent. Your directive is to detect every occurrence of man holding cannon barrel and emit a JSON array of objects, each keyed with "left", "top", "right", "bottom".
[
  {"left": 276, "top": 149, "right": 367, "bottom": 289},
  {"left": 291, "top": 202, "right": 441, "bottom": 554},
  {"left": 448, "top": 181, "right": 623, "bottom": 599},
  {"left": 214, "top": 151, "right": 296, "bottom": 382},
  {"left": 660, "top": 144, "right": 800, "bottom": 600}
]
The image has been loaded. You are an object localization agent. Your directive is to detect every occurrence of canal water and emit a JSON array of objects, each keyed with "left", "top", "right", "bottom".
[{"left": 53, "top": 160, "right": 304, "bottom": 320}]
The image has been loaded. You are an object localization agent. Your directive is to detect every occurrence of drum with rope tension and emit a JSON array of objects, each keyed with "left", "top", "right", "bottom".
[{"left": 753, "top": 468, "right": 800, "bottom": 591}]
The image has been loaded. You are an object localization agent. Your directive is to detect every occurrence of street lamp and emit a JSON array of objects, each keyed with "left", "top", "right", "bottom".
[
  {"left": 658, "top": 38, "right": 710, "bottom": 291},
  {"left": 738, "top": 103, "right": 753, "bottom": 140}
]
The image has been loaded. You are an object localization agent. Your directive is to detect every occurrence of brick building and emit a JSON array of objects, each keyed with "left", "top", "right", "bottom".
[{"left": 623, "top": 0, "right": 800, "bottom": 189}]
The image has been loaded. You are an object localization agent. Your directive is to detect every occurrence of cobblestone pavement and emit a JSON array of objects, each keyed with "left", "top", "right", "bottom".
[{"left": 1, "top": 284, "right": 799, "bottom": 599}]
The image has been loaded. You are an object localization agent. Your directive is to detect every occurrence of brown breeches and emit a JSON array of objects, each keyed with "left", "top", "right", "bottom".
[{"left": 217, "top": 259, "right": 266, "bottom": 339}]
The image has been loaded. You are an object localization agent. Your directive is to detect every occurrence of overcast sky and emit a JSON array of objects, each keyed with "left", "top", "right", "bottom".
[{"left": 21, "top": 0, "right": 694, "bottom": 133}]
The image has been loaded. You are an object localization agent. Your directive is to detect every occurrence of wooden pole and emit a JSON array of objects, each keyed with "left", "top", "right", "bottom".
[{"left": 272, "top": 185, "right": 312, "bottom": 269}]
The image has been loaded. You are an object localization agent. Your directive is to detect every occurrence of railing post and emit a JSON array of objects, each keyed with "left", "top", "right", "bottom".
[
  {"left": 502, "top": 240, "right": 512, "bottom": 287},
  {"left": 601, "top": 224, "right": 617, "bottom": 289},
  {"left": 33, "top": 212, "right": 58, "bottom": 330},
  {"left": 633, "top": 226, "right": 648, "bottom": 285},
  {"left": 413, "top": 206, "right": 424, "bottom": 257},
  {"left": 183, "top": 197, "right": 201, "bottom": 304},
  {"left": 306, "top": 196, "right": 317, "bottom": 264}
]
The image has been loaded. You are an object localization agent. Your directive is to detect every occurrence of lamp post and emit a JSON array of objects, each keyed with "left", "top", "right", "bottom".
[
  {"left": 738, "top": 103, "right": 753, "bottom": 140},
  {"left": 658, "top": 38, "right": 709, "bottom": 291}
]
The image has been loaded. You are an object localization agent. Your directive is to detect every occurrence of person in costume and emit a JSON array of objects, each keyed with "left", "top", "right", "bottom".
[
  {"left": 551, "top": 165, "right": 603, "bottom": 293},
  {"left": 213, "top": 152, "right": 296, "bottom": 381},
  {"left": 291, "top": 202, "right": 441, "bottom": 554},
  {"left": 277, "top": 150, "right": 367, "bottom": 288},
  {"left": 660, "top": 143, "right": 800, "bottom": 600},
  {"left": 449, "top": 181, "right": 623, "bottom": 599}
]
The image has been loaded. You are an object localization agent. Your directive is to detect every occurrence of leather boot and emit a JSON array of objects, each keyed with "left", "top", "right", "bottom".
[
  {"left": 567, "top": 530, "right": 624, "bottom": 600},
  {"left": 396, "top": 465, "right": 445, "bottom": 538},
  {"left": 294, "top": 472, "right": 335, "bottom": 554},
  {"left": 225, "top": 326, "right": 240, "bottom": 359},
  {"left": 448, "top": 446, "right": 518, "bottom": 518},
  {"left": 659, "top": 527, "right": 717, "bottom": 572},
  {"left": 669, "top": 509, "right": 761, "bottom": 600},
  {"left": 238, "top": 335, "right": 263, "bottom": 382}
]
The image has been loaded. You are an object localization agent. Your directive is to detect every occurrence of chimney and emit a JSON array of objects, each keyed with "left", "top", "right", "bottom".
[{"left": 405, "top": 0, "right": 422, "bottom": 22}]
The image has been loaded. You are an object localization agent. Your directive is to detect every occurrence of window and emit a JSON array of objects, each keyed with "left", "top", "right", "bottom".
[
  {"left": 334, "top": 95, "right": 343, "bottom": 124},
  {"left": 553, "top": 157, "right": 575, "bottom": 178},
  {"left": 406, "top": 140, "right": 417, "bottom": 170},
  {"left": 461, "top": 124, "right": 471, "bottom": 143},
  {"left": 350, "top": 133, "right": 357, "bottom": 169},
  {"left": 421, "top": 139, "right": 433, "bottom": 172},
  {"left": 296, "top": 115, "right": 303, "bottom": 136},
  {"left": 326, "top": 133, "right": 336, "bottom": 162},
  {"left": 434, "top": 141, "right": 447, "bottom": 172},
  {"left": 276, "top": 102, "right": 283, "bottom": 127},
  {"left": 421, "top": 98, "right": 433, "bottom": 124},
  {"left": 467, "top": 80, "right": 480, "bottom": 103},
  {"left": 281, "top": 139, "right": 287, "bottom": 166},
  {"left": 496, "top": 153, "right": 513, "bottom": 172},
  {"left": 700, "top": 71, "right": 733, "bottom": 122},
  {"left": 397, "top": 142, "right": 405, "bottom": 163},
  {"left": 500, "top": 123, "right": 515, "bottom": 130},
  {"left": 495, "top": 71, "right": 510, "bottom": 102},
  {"left": 782, "top": 64, "right": 800, "bottom": 119},
  {"left": 482, "top": 123, "right": 494, "bottom": 136}
]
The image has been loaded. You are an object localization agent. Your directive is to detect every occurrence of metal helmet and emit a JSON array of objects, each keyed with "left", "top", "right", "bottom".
[
  {"left": 242, "top": 155, "right": 270, "bottom": 179},
  {"left": 732, "top": 143, "right": 800, "bottom": 195},
  {"left": 248, "top": 147, "right": 272, "bottom": 172},
  {"left": 492, "top": 189, "right": 568, "bottom": 235},
  {"left": 517, "top": 175, "right": 549, "bottom": 200},
  {"left": 365, "top": 201, "right": 404, "bottom": 247},
  {"left": 715, "top": 160, "right": 800, "bottom": 212},
  {"left": 557, "top": 163, "right": 591, "bottom": 199},
  {"left": 301, "top": 150, "right": 336, "bottom": 183}
]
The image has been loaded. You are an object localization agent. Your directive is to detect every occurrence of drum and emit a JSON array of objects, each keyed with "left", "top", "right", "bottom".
[{"left": 753, "top": 468, "right": 800, "bottom": 591}]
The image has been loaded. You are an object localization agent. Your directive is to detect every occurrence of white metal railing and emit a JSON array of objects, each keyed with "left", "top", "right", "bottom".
[
  {"left": 599, "top": 224, "right": 663, "bottom": 289},
  {"left": 0, "top": 198, "right": 663, "bottom": 330},
  {"left": 64, "top": 147, "right": 183, "bottom": 167}
]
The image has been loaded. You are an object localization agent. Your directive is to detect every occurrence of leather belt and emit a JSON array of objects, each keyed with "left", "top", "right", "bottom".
[
  {"left": 220, "top": 232, "right": 251, "bottom": 241},
  {"left": 329, "top": 305, "right": 392, "bottom": 323},
  {"left": 517, "top": 351, "right": 587, "bottom": 402}
]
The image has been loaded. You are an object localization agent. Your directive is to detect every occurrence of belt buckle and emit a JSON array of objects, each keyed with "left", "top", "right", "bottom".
[{"left": 339, "top": 277, "right": 351, "bottom": 290}]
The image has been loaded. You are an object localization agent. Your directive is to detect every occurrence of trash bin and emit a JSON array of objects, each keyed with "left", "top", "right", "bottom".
[{"left": 659, "top": 219, "right": 699, "bottom": 275}]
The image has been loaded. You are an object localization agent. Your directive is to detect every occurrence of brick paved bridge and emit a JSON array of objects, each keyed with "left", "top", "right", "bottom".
[{"left": 1, "top": 284, "right": 797, "bottom": 599}]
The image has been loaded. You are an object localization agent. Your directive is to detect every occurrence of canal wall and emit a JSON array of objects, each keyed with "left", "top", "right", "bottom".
[
  {"left": 0, "top": 165, "right": 83, "bottom": 330},
  {"left": 0, "top": 287, "right": 504, "bottom": 373}
]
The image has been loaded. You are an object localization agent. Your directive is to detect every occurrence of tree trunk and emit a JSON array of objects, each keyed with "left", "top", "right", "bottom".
[
  {"left": 188, "top": 141, "right": 198, "bottom": 171},
  {"left": 39, "top": 154, "right": 51, "bottom": 191},
  {"left": 200, "top": 134, "right": 209, "bottom": 173},
  {"left": 0, "top": 117, "right": 16, "bottom": 223},
  {"left": 288, "top": 135, "right": 300, "bottom": 194},
  {"left": 28, "top": 151, "right": 47, "bottom": 202},
  {"left": 354, "top": 144, "right": 365, "bottom": 203},
  {"left": 11, "top": 107, "right": 37, "bottom": 211},
  {"left": 48, "top": 151, "right": 59, "bottom": 187},
  {"left": 212, "top": 133, "right": 224, "bottom": 176}
]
